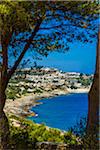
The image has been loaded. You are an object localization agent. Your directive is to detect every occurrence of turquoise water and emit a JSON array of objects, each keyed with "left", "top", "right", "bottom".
[{"left": 28, "top": 93, "right": 88, "bottom": 131}]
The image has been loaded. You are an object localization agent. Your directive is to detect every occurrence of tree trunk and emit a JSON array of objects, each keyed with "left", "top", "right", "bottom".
[
  {"left": 0, "top": 111, "right": 10, "bottom": 150},
  {"left": 0, "top": 90, "right": 10, "bottom": 150},
  {"left": 87, "top": 31, "right": 100, "bottom": 131}
]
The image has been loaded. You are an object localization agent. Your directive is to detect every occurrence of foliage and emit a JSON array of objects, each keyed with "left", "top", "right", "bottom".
[
  {"left": 34, "top": 88, "right": 43, "bottom": 94},
  {"left": 6, "top": 85, "right": 21, "bottom": 100},
  {"left": 71, "top": 117, "right": 99, "bottom": 149},
  {"left": 0, "top": 1, "right": 99, "bottom": 148},
  {"left": 82, "top": 127, "right": 99, "bottom": 150},
  {"left": 9, "top": 115, "right": 80, "bottom": 149},
  {"left": 78, "top": 77, "right": 93, "bottom": 87},
  {"left": 0, "top": 1, "right": 99, "bottom": 70}
]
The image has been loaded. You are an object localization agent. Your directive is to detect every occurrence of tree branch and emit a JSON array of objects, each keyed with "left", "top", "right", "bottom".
[
  {"left": 40, "top": 23, "right": 87, "bottom": 30},
  {"left": 45, "top": 13, "right": 88, "bottom": 29},
  {"left": 7, "top": 18, "right": 43, "bottom": 81}
]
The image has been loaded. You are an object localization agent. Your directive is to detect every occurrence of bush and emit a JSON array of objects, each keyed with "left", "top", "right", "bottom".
[
  {"left": 34, "top": 88, "right": 43, "bottom": 94},
  {"left": 6, "top": 86, "right": 21, "bottom": 100},
  {"left": 71, "top": 117, "right": 99, "bottom": 149},
  {"left": 9, "top": 116, "right": 79, "bottom": 149}
]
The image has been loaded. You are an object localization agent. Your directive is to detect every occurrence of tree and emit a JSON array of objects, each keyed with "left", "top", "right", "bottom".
[
  {"left": 87, "top": 31, "right": 99, "bottom": 131},
  {"left": 0, "top": 1, "right": 99, "bottom": 149}
]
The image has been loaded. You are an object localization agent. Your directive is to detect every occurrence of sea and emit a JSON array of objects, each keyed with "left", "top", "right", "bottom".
[{"left": 28, "top": 93, "right": 88, "bottom": 131}]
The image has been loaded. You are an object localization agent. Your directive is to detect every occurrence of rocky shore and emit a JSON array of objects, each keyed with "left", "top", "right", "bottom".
[
  {"left": 4, "top": 87, "right": 90, "bottom": 118},
  {"left": 4, "top": 88, "right": 69, "bottom": 117},
  {"left": 5, "top": 68, "right": 92, "bottom": 118}
]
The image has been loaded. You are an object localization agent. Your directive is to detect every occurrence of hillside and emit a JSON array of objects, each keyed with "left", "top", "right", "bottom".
[{"left": 6, "top": 67, "right": 93, "bottom": 100}]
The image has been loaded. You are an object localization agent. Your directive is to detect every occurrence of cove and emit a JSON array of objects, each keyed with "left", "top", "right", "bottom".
[{"left": 28, "top": 93, "right": 88, "bottom": 131}]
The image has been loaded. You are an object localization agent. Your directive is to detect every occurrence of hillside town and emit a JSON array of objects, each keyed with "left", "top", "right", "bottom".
[
  {"left": 4, "top": 67, "right": 93, "bottom": 117},
  {"left": 4, "top": 67, "right": 93, "bottom": 118},
  {"left": 7, "top": 67, "right": 93, "bottom": 100}
]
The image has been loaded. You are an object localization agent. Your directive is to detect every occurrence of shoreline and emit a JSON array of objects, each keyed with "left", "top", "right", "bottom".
[
  {"left": 68, "top": 88, "right": 90, "bottom": 94},
  {"left": 4, "top": 88, "right": 90, "bottom": 118}
]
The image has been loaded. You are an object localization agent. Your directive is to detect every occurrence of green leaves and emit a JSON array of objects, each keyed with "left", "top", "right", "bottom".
[
  {"left": 9, "top": 116, "right": 79, "bottom": 149},
  {"left": 0, "top": 0, "right": 99, "bottom": 70},
  {"left": 0, "top": 3, "right": 11, "bottom": 14}
]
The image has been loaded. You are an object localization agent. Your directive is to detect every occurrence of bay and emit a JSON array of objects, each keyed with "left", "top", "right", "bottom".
[{"left": 28, "top": 93, "right": 88, "bottom": 131}]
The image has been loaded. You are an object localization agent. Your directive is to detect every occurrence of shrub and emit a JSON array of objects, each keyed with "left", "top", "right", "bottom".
[
  {"left": 9, "top": 116, "right": 80, "bottom": 149},
  {"left": 71, "top": 117, "right": 99, "bottom": 149},
  {"left": 34, "top": 88, "right": 43, "bottom": 94}
]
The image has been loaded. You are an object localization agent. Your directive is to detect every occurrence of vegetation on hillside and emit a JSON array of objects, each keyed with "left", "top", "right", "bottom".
[
  {"left": 8, "top": 115, "right": 99, "bottom": 150},
  {"left": 9, "top": 115, "right": 80, "bottom": 149}
]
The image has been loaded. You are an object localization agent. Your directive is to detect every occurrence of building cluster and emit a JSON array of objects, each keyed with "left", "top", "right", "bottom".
[{"left": 10, "top": 67, "right": 93, "bottom": 95}]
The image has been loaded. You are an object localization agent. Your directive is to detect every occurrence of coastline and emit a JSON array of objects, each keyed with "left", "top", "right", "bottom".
[
  {"left": 4, "top": 88, "right": 90, "bottom": 118},
  {"left": 68, "top": 88, "right": 90, "bottom": 94},
  {"left": 4, "top": 89, "right": 68, "bottom": 117}
]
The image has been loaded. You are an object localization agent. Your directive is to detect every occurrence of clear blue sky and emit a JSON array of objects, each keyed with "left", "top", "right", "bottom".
[{"left": 35, "top": 41, "right": 96, "bottom": 74}]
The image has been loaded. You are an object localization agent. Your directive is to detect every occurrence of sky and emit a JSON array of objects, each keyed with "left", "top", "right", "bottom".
[
  {"left": 28, "top": 18, "right": 98, "bottom": 75},
  {"left": 8, "top": 15, "right": 98, "bottom": 75},
  {"left": 35, "top": 41, "right": 96, "bottom": 74},
  {"left": 32, "top": 12, "right": 98, "bottom": 74},
  {"left": 8, "top": 32, "right": 97, "bottom": 75}
]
